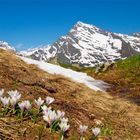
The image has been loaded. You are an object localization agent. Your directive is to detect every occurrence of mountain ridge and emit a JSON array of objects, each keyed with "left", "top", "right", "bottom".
[
  {"left": 18, "top": 21, "right": 140, "bottom": 67},
  {"left": 1, "top": 21, "right": 140, "bottom": 67}
]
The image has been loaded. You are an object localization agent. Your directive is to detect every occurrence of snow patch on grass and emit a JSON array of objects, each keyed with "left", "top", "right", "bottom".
[{"left": 20, "top": 57, "right": 110, "bottom": 91}]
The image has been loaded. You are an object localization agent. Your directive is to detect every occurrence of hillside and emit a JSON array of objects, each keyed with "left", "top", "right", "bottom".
[
  {"left": 92, "top": 55, "right": 140, "bottom": 105},
  {"left": 58, "top": 55, "right": 140, "bottom": 105},
  {"left": 0, "top": 50, "right": 140, "bottom": 139},
  {"left": 55, "top": 55, "right": 140, "bottom": 104}
]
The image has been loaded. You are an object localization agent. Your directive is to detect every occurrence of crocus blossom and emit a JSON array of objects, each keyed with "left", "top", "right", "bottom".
[
  {"left": 43, "top": 109, "right": 57, "bottom": 126},
  {"left": 8, "top": 90, "right": 21, "bottom": 100},
  {"left": 60, "top": 117, "right": 68, "bottom": 123},
  {"left": 0, "top": 89, "right": 4, "bottom": 97},
  {"left": 35, "top": 97, "right": 44, "bottom": 109},
  {"left": 41, "top": 105, "right": 52, "bottom": 114},
  {"left": 0, "top": 97, "right": 10, "bottom": 106},
  {"left": 46, "top": 96, "right": 55, "bottom": 105},
  {"left": 59, "top": 121, "right": 70, "bottom": 133},
  {"left": 79, "top": 125, "right": 88, "bottom": 136},
  {"left": 18, "top": 100, "right": 32, "bottom": 112},
  {"left": 56, "top": 110, "right": 65, "bottom": 119},
  {"left": 92, "top": 127, "right": 101, "bottom": 137},
  {"left": 8, "top": 90, "right": 21, "bottom": 108},
  {"left": 10, "top": 98, "right": 18, "bottom": 108}
]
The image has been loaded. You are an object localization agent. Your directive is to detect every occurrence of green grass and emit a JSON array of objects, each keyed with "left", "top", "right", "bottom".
[
  {"left": 116, "top": 55, "right": 140, "bottom": 81},
  {"left": 117, "top": 55, "right": 140, "bottom": 69},
  {"left": 59, "top": 62, "right": 96, "bottom": 73}
]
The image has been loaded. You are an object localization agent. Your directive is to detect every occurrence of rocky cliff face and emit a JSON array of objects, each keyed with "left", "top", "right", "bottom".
[{"left": 19, "top": 22, "right": 140, "bottom": 67}]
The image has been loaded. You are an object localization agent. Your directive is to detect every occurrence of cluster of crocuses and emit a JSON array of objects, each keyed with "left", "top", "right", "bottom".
[
  {"left": 0, "top": 89, "right": 70, "bottom": 139},
  {"left": 0, "top": 89, "right": 101, "bottom": 139},
  {"left": 79, "top": 125, "right": 101, "bottom": 139},
  {"left": 0, "top": 89, "right": 33, "bottom": 114},
  {"left": 41, "top": 97, "right": 70, "bottom": 139},
  {"left": 0, "top": 89, "right": 21, "bottom": 109}
]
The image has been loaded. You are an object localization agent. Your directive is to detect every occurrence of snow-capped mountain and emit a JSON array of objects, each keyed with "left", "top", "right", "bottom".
[
  {"left": 0, "top": 41, "right": 15, "bottom": 51},
  {"left": 19, "top": 21, "right": 140, "bottom": 67},
  {"left": 18, "top": 45, "right": 54, "bottom": 61}
]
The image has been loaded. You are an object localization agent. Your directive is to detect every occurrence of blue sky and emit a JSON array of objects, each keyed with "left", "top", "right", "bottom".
[{"left": 0, "top": 0, "right": 140, "bottom": 51}]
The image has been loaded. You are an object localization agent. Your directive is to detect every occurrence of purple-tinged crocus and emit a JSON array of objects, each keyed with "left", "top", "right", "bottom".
[
  {"left": 46, "top": 96, "right": 55, "bottom": 105},
  {"left": 92, "top": 127, "right": 101, "bottom": 138},
  {"left": 18, "top": 100, "right": 32, "bottom": 112}
]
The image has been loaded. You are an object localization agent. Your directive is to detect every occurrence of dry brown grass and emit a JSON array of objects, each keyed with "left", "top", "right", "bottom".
[
  {"left": 93, "top": 64, "right": 140, "bottom": 105},
  {"left": 0, "top": 49, "right": 140, "bottom": 140}
]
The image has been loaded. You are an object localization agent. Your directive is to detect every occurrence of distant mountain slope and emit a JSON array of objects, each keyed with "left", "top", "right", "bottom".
[
  {"left": 0, "top": 41, "right": 15, "bottom": 51},
  {"left": 132, "top": 32, "right": 140, "bottom": 38},
  {"left": 19, "top": 21, "right": 140, "bottom": 67}
]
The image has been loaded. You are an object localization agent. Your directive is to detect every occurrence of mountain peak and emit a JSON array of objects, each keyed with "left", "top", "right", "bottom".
[
  {"left": 19, "top": 22, "right": 140, "bottom": 67},
  {"left": 75, "top": 21, "right": 100, "bottom": 30}
]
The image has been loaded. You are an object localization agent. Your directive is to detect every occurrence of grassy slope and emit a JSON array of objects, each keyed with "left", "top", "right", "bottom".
[
  {"left": 92, "top": 56, "right": 140, "bottom": 105},
  {"left": 0, "top": 50, "right": 140, "bottom": 139},
  {"left": 59, "top": 55, "right": 140, "bottom": 105}
]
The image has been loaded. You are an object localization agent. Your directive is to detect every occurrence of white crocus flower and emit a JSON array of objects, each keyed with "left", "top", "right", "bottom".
[
  {"left": 41, "top": 105, "right": 52, "bottom": 114},
  {"left": 18, "top": 102, "right": 25, "bottom": 111},
  {"left": 43, "top": 110, "right": 57, "bottom": 126},
  {"left": 46, "top": 96, "right": 55, "bottom": 105},
  {"left": 92, "top": 127, "right": 101, "bottom": 137},
  {"left": 8, "top": 90, "right": 21, "bottom": 100},
  {"left": 60, "top": 117, "right": 68, "bottom": 123},
  {"left": 0, "top": 89, "right": 4, "bottom": 97},
  {"left": 10, "top": 98, "right": 18, "bottom": 108},
  {"left": 18, "top": 100, "right": 31, "bottom": 112},
  {"left": 59, "top": 121, "right": 70, "bottom": 133},
  {"left": 35, "top": 97, "right": 44, "bottom": 109},
  {"left": 56, "top": 110, "right": 65, "bottom": 119},
  {"left": 59, "top": 121, "right": 70, "bottom": 140},
  {"left": 41, "top": 105, "right": 48, "bottom": 112},
  {"left": 79, "top": 125, "right": 88, "bottom": 137},
  {"left": 0, "top": 97, "right": 10, "bottom": 106},
  {"left": 8, "top": 90, "right": 21, "bottom": 108}
]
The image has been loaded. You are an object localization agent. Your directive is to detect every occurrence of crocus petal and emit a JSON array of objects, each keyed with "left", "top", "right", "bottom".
[
  {"left": 35, "top": 97, "right": 44, "bottom": 109},
  {"left": 46, "top": 96, "right": 55, "bottom": 105},
  {"left": 43, "top": 109, "right": 57, "bottom": 126},
  {"left": 8, "top": 90, "right": 21, "bottom": 101},
  {"left": 79, "top": 125, "right": 88, "bottom": 136},
  {"left": 0, "top": 97, "right": 10, "bottom": 106},
  {"left": 60, "top": 117, "right": 68, "bottom": 123},
  {"left": 18, "top": 100, "right": 31, "bottom": 112},
  {"left": 59, "top": 121, "right": 70, "bottom": 133},
  {"left": 10, "top": 97, "right": 18, "bottom": 108},
  {"left": 0, "top": 89, "right": 4, "bottom": 97},
  {"left": 92, "top": 127, "right": 100, "bottom": 137},
  {"left": 57, "top": 110, "right": 65, "bottom": 119}
]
